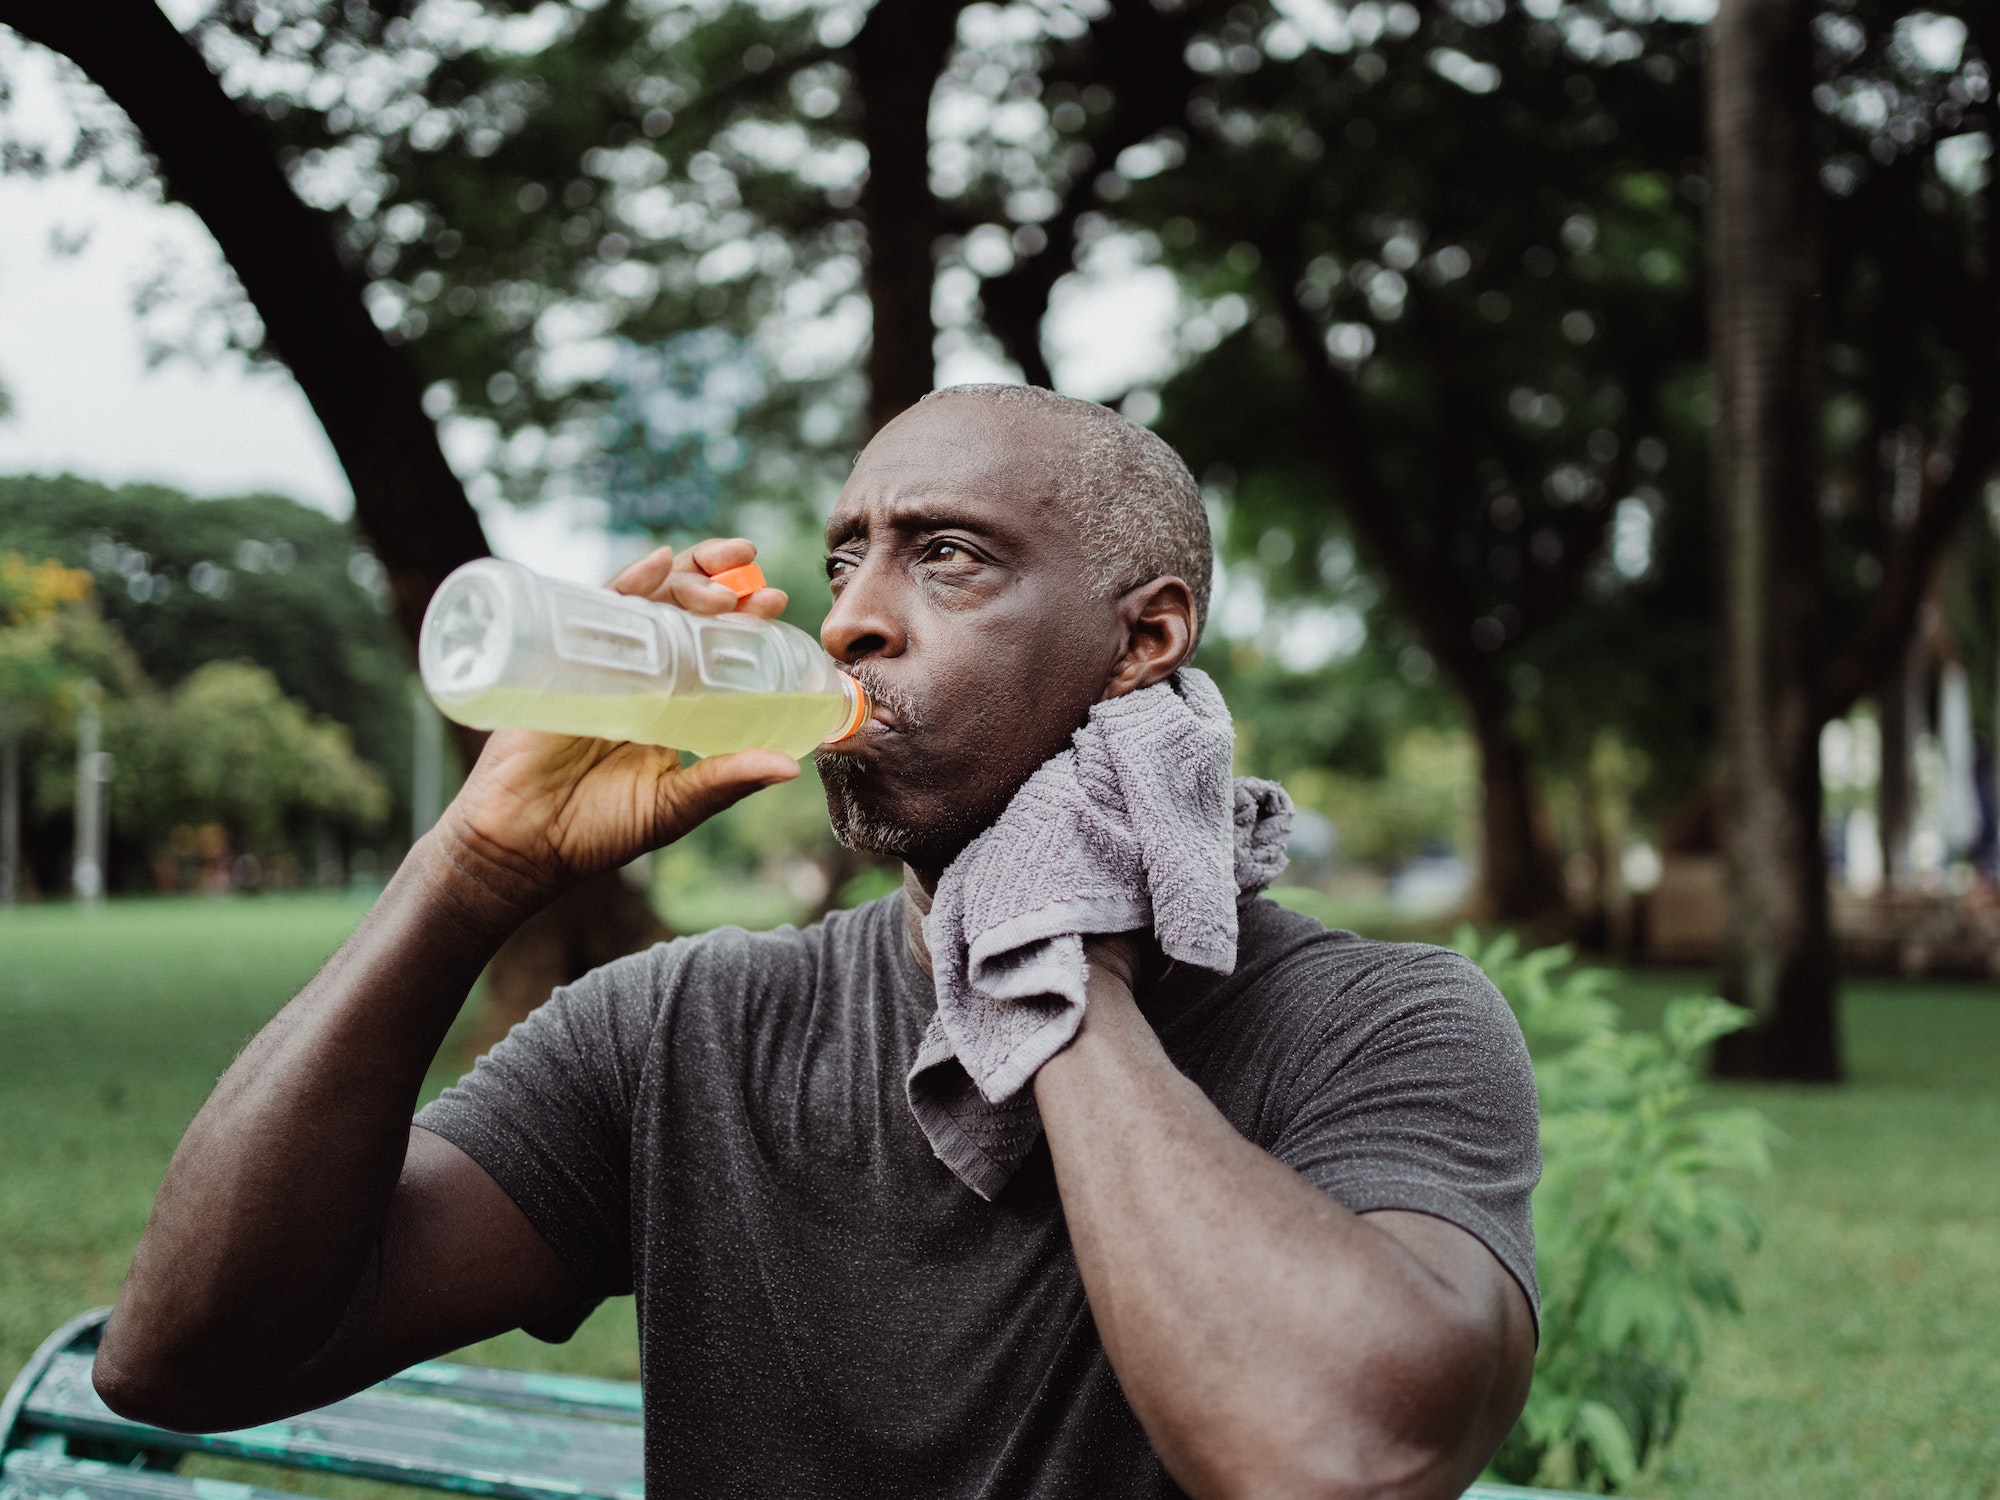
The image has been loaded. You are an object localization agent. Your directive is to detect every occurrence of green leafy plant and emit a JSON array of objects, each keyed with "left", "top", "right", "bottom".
[{"left": 1458, "top": 928, "right": 1774, "bottom": 1492}]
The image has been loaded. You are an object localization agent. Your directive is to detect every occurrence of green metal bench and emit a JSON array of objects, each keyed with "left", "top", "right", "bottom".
[{"left": 2, "top": 1309, "right": 1576, "bottom": 1500}]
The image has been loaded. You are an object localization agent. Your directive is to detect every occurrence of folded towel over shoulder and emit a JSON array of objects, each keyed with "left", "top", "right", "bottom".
[{"left": 907, "top": 667, "right": 1293, "bottom": 1199}]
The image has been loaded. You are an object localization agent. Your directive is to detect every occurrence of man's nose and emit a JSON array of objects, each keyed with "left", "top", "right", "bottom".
[{"left": 820, "top": 558, "right": 908, "bottom": 665}]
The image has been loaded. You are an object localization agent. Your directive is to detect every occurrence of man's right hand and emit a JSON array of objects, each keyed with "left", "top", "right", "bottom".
[
  {"left": 434, "top": 539, "right": 801, "bottom": 917},
  {"left": 95, "top": 538, "right": 798, "bottom": 1433}
]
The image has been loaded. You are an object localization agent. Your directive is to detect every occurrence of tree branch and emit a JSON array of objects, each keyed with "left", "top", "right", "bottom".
[
  {"left": 976, "top": 0, "right": 1212, "bottom": 387},
  {"left": 1, "top": 0, "right": 490, "bottom": 653},
  {"left": 1261, "top": 255, "right": 1489, "bottom": 697},
  {"left": 849, "top": 0, "right": 973, "bottom": 432},
  {"left": 1824, "top": 97, "right": 2000, "bottom": 719}
]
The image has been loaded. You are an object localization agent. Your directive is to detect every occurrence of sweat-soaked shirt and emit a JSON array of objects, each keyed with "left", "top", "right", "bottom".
[{"left": 416, "top": 893, "right": 1540, "bottom": 1499}]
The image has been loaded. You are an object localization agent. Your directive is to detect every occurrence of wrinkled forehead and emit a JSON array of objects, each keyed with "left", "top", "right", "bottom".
[{"left": 826, "top": 397, "right": 1074, "bottom": 541}]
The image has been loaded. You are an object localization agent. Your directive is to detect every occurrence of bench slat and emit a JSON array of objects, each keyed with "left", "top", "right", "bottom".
[
  {"left": 21, "top": 1357, "right": 642, "bottom": 1500},
  {"left": 2, "top": 1448, "right": 295, "bottom": 1500},
  {"left": 377, "top": 1367, "right": 640, "bottom": 1425}
]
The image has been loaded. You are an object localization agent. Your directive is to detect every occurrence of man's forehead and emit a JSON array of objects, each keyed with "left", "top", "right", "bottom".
[{"left": 827, "top": 398, "right": 1067, "bottom": 535}]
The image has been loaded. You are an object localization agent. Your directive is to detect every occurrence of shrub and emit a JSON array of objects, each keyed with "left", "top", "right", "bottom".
[{"left": 1458, "top": 928, "right": 1774, "bottom": 1493}]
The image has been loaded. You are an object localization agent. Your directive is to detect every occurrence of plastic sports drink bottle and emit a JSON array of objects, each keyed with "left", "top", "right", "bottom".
[{"left": 419, "top": 558, "right": 869, "bottom": 758}]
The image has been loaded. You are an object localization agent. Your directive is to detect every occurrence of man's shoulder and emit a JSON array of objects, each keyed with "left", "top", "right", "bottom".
[
  {"left": 1204, "top": 897, "right": 1525, "bottom": 1083},
  {"left": 582, "top": 890, "right": 902, "bottom": 985},
  {"left": 1234, "top": 897, "right": 1503, "bottom": 1014}
]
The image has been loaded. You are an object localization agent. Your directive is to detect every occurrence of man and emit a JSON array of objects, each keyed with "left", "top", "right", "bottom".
[{"left": 97, "top": 386, "right": 1539, "bottom": 1499}]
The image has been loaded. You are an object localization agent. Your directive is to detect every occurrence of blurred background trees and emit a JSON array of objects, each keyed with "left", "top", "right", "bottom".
[
  {"left": 0, "top": 521, "right": 388, "bottom": 898},
  {"left": 0, "top": 0, "right": 1997, "bottom": 1077}
]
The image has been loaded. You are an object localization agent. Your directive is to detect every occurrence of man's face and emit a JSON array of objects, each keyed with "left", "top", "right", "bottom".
[{"left": 813, "top": 397, "right": 1127, "bottom": 874}]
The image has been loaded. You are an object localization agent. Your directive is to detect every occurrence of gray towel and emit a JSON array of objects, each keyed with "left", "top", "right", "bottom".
[{"left": 907, "top": 667, "right": 1293, "bottom": 1199}]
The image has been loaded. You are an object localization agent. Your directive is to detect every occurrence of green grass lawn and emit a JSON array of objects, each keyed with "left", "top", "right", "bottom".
[{"left": 3, "top": 895, "right": 1997, "bottom": 1496}]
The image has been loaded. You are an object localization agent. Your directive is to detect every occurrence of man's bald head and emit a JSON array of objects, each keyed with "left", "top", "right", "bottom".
[{"left": 916, "top": 384, "right": 1213, "bottom": 635}]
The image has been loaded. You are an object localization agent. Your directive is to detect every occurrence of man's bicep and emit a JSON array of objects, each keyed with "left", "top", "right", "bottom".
[{"left": 286, "top": 1128, "right": 584, "bottom": 1407}]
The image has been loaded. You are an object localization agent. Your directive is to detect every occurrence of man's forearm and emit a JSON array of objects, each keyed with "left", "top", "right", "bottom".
[
  {"left": 1034, "top": 968, "right": 1520, "bottom": 1500},
  {"left": 98, "top": 834, "right": 535, "bottom": 1411}
]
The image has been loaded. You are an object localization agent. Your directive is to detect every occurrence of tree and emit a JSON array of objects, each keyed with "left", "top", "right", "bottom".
[
  {"left": 2, "top": 1, "right": 490, "bottom": 648},
  {"left": 1703, "top": 2, "right": 2000, "bottom": 1078},
  {"left": 1705, "top": 0, "right": 1836, "bottom": 1077},
  {"left": 0, "top": 0, "right": 690, "bottom": 1012},
  {"left": 1, "top": 557, "right": 138, "bottom": 894},
  {"left": 1104, "top": 0, "right": 1711, "bottom": 927},
  {"left": 0, "top": 0, "right": 1105, "bottom": 1018},
  {"left": 0, "top": 475, "right": 418, "bottom": 825},
  {"left": 110, "top": 660, "right": 389, "bottom": 875}
]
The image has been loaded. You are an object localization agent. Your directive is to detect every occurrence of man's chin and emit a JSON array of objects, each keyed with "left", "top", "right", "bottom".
[
  {"left": 813, "top": 749, "right": 978, "bottom": 869},
  {"left": 824, "top": 796, "right": 922, "bottom": 861},
  {"left": 814, "top": 749, "right": 916, "bottom": 859}
]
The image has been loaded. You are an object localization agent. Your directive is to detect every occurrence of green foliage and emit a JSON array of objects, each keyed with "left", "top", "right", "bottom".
[
  {"left": 0, "top": 534, "right": 390, "bottom": 892},
  {"left": 108, "top": 662, "right": 390, "bottom": 856},
  {"left": 0, "top": 554, "right": 141, "bottom": 729},
  {"left": 1458, "top": 929, "right": 1773, "bottom": 1492},
  {"left": 1139, "top": 3, "right": 1722, "bottom": 836},
  {"left": 1281, "top": 729, "right": 1477, "bottom": 867},
  {"left": 0, "top": 475, "right": 415, "bottom": 828}
]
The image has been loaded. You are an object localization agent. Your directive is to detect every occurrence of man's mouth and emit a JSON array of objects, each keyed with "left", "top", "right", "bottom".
[{"left": 840, "top": 666, "right": 921, "bottom": 739}]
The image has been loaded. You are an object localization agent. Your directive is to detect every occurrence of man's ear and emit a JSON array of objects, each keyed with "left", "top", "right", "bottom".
[{"left": 1101, "top": 576, "right": 1196, "bottom": 701}]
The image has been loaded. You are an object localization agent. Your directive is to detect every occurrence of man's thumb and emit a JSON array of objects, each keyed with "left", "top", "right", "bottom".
[{"left": 658, "top": 749, "right": 800, "bottom": 833}]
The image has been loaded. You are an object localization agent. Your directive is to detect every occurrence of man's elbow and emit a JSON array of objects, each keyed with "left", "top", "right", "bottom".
[
  {"left": 92, "top": 1342, "right": 191, "bottom": 1432},
  {"left": 1204, "top": 1434, "right": 1471, "bottom": 1500},
  {"left": 1202, "top": 1338, "right": 1521, "bottom": 1499},
  {"left": 93, "top": 1320, "right": 249, "bottom": 1434}
]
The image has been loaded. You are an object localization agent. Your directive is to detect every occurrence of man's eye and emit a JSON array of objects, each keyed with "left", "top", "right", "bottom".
[
  {"left": 925, "top": 540, "right": 969, "bottom": 564},
  {"left": 825, "top": 554, "right": 854, "bottom": 580}
]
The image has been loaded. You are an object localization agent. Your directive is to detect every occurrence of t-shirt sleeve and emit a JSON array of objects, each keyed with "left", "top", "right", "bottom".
[
  {"left": 416, "top": 945, "right": 671, "bottom": 1302},
  {"left": 1267, "top": 942, "right": 1542, "bottom": 1320}
]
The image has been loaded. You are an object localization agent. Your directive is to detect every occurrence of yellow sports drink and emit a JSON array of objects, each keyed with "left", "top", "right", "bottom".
[{"left": 419, "top": 559, "right": 868, "bottom": 758}]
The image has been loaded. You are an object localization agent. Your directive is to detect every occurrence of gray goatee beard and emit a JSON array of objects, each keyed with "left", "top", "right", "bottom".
[
  {"left": 813, "top": 667, "right": 928, "bottom": 858},
  {"left": 813, "top": 750, "right": 923, "bottom": 858}
]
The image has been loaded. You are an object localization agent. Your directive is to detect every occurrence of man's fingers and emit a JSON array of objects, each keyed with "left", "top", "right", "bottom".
[
  {"left": 610, "top": 540, "right": 773, "bottom": 616},
  {"left": 676, "top": 537, "right": 757, "bottom": 576},
  {"left": 658, "top": 749, "right": 799, "bottom": 834},
  {"left": 608, "top": 546, "right": 676, "bottom": 596},
  {"left": 738, "top": 586, "right": 789, "bottom": 619},
  {"left": 662, "top": 570, "right": 743, "bottom": 614},
  {"left": 667, "top": 538, "right": 761, "bottom": 615}
]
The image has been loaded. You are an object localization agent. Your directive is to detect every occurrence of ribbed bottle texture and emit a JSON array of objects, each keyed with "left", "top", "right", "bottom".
[{"left": 419, "top": 559, "right": 867, "bottom": 757}]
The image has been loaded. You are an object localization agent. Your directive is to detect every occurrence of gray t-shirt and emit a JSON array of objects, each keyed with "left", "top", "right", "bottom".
[{"left": 418, "top": 893, "right": 1539, "bottom": 1499}]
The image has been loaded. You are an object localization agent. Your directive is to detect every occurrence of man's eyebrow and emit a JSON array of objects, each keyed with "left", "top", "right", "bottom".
[{"left": 824, "top": 497, "right": 1020, "bottom": 549}]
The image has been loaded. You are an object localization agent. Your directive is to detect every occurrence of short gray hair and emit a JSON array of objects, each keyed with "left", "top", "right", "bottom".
[{"left": 920, "top": 383, "right": 1212, "bottom": 635}]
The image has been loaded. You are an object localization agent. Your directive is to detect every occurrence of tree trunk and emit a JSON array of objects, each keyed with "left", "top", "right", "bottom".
[
  {"left": 1875, "top": 629, "right": 1923, "bottom": 888},
  {"left": 1572, "top": 750, "right": 1613, "bottom": 953},
  {"left": 1705, "top": 0, "right": 1841, "bottom": 1080},
  {"left": 1468, "top": 692, "right": 1570, "bottom": 933},
  {"left": 850, "top": 0, "right": 969, "bottom": 432},
  {"left": 1263, "top": 275, "right": 1571, "bottom": 930},
  {"left": 1, "top": 703, "right": 19, "bottom": 906}
]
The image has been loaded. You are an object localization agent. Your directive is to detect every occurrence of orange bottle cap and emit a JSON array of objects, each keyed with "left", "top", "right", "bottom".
[
  {"left": 706, "top": 560, "right": 767, "bottom": 599},
  {"left": 823, "top": 674, "right": 871, "bottom": 744}
]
